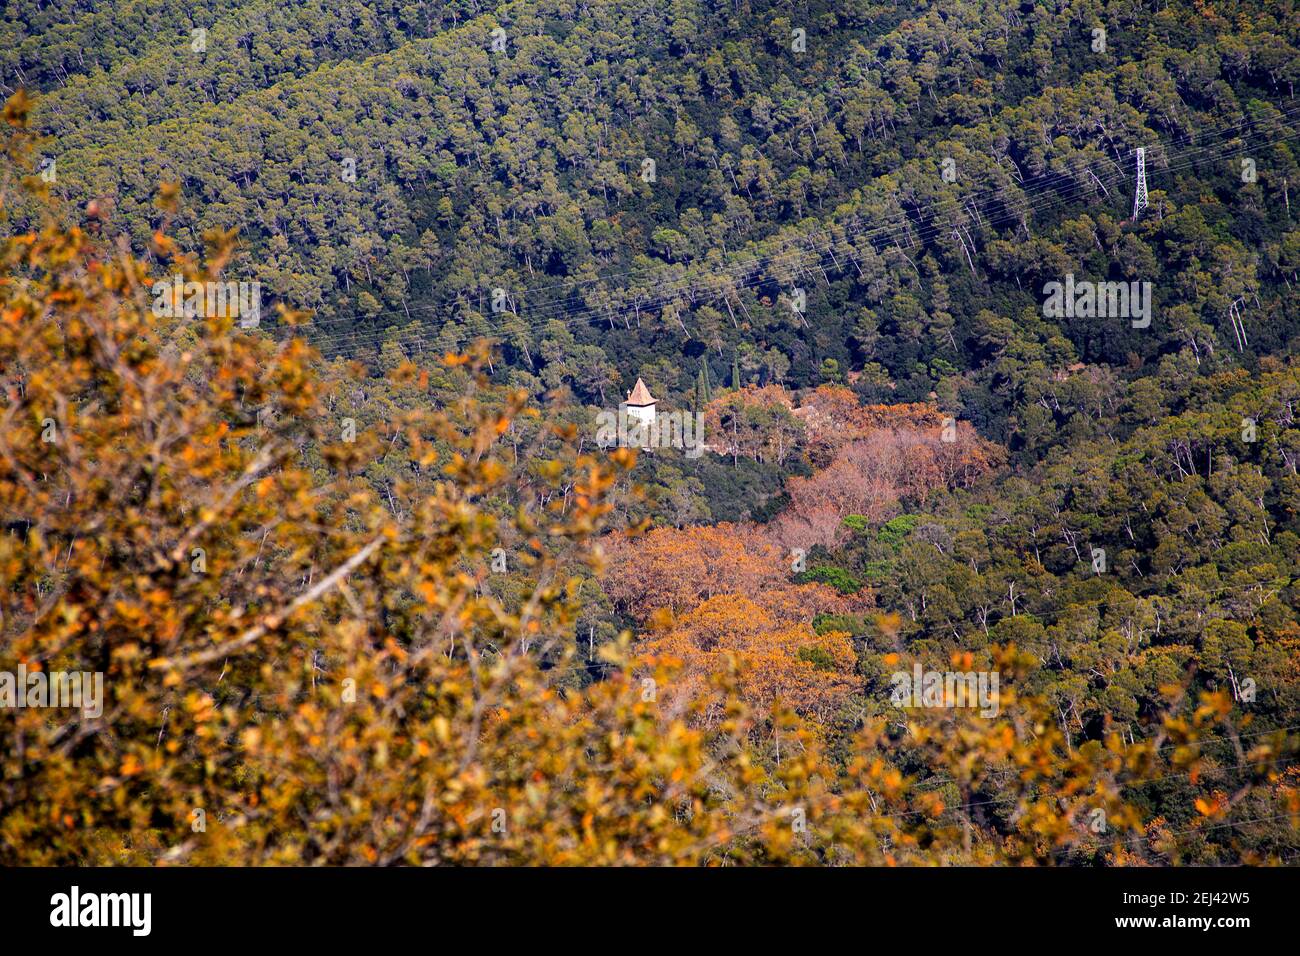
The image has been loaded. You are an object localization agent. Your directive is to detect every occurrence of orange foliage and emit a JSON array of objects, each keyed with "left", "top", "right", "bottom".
[
  {"left": 601, "top": 523, "right": 861, "bottom": 723},
  {"left": 601, "top": 386, "right": 1005, "bottom": 720},
  {"left": 640, "top": 594, "right": 857, "bottom": 724},
  {"left": 602, "top": 522, "right": 791, "bottom": 620}
]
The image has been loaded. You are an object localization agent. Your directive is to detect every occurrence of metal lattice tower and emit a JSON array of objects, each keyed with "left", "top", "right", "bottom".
[{"left": 1132, "top": 147, "right": 1149, "bottom": 220}]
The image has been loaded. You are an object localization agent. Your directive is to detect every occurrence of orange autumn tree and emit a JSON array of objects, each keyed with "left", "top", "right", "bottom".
[
  {"left": 601, "top": 522, "right": 792, "bottom": 616},
  {"left": 640, "top": 593, "right": 857, "bottom": 726},
  {"left": 601, "top": 523, "right": 862, "bottom": 724}
]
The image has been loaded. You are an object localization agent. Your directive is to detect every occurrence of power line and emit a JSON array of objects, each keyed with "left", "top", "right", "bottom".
[
  {"left": 291, "top": 115, "right": 1300, "bottom": 363},
  {"left": 299, "top": 100, "right": 1300, "bottom": 335},
  {"left": 264, "top": 101, "right": 1300, "bottom": 359}
]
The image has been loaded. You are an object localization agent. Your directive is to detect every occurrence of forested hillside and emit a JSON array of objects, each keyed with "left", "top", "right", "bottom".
[
  {"left": 9, "top": 0, "right": 1300, "bottom": 410},
  {"left": 2, "top": 0, "right": 1299, "bottom": 866}
]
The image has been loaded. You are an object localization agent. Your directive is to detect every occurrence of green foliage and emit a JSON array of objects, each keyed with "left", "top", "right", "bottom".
[
  {"left": 842, "top": 514, "right": 869, "bottom": 533},
  {"left": 877, "top": 514, "right": 922, "bottom": 550},
  {"left": 796, "top": 565, "right": 864, "bottom": 595},
  {"left": 812, "top": 613, "right": 869, "bottom": 637},
  {"left": 796, "top": 645, "right": 838, "bottom": 671},
  {"left": 20, "top": 0, "right": 1300, "bottom": 428}
]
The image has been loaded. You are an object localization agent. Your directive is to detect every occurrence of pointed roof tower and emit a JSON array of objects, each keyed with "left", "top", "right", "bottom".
[{"left": 626, "top": 378, "right": 656, "bottom": 407}]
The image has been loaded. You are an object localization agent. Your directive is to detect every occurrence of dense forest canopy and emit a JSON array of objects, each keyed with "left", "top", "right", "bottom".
[{"left": 1, "top": 0, "right": 1299, "bottom": 866}]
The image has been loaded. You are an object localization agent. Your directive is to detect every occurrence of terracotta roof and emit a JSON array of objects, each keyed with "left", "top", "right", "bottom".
[{"left": 626, "top": 377, "right": 656, "bottom": 406}]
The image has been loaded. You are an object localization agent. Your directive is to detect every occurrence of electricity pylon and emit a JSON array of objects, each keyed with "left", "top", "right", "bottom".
[{"left": 1132, "top": 147, "right": 1149, "bottom": 220}]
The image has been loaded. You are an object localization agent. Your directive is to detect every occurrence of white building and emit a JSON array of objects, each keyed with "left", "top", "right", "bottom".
[{"left": 622, "top": 378, "right": 656, "bottom": 447}]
